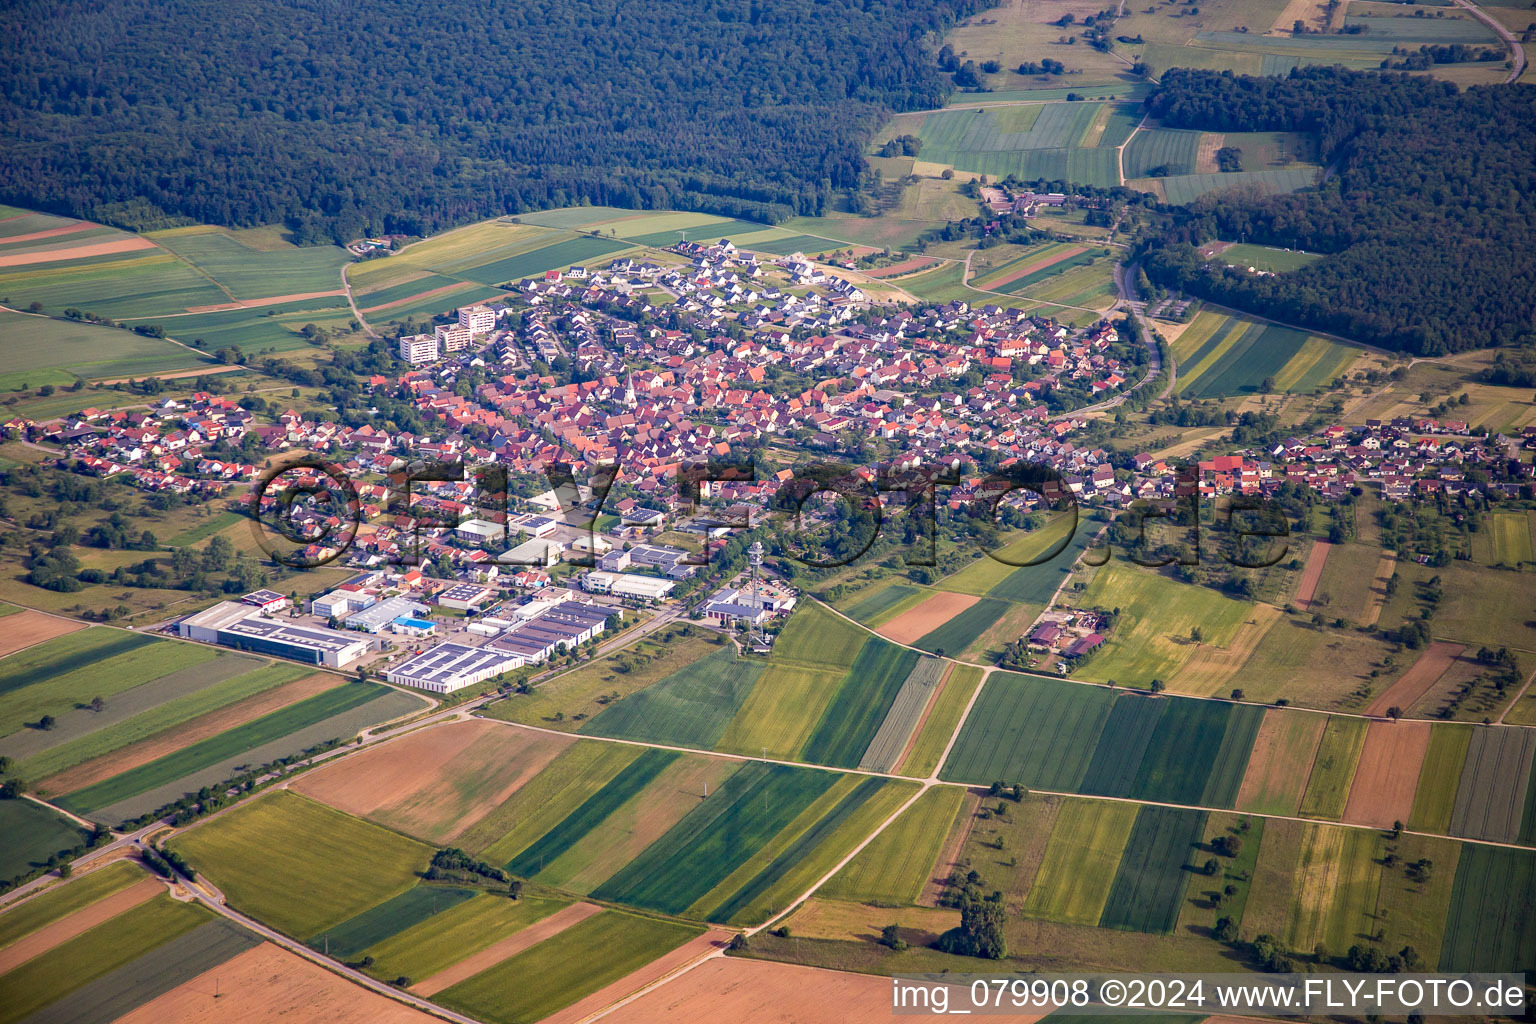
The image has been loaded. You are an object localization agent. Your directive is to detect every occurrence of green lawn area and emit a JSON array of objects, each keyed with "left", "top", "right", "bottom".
[
  {"left": 167, "top": 790, "right": 433, "bottom": 940},
  {"left": 580, "top": 644, "right": 764, "bottom": 749}
]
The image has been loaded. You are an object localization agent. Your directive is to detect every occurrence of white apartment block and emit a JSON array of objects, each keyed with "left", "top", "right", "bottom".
[
  {"left": 458, "top": 304, "right": 497, "bottom": 334},
  {"left": 399, "top": 333, "right": 439, "bottom": 364},
  {"left": 435, "top": 322, "right": 473, "bottom": 353}
]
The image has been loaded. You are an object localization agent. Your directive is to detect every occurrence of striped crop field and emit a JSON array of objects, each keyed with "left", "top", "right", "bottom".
[
  {"left": 167, "top": 790, "right": 434, "bottom": 940},
  {"left": 907, "top": 103, "right": 1122, "bottom": 186},
  {"left": 1124, "top": 127, "right": 1203, "bottom": 178},
  {"left": 800, "top": 639, "right": 919, "bottom": 769},
  {"left": 1409, "top": 724, "right": 1473, "bottom": 835},
  {"left": 581, "top": 645, "right": 764, "bottom": 750},
  {"left": 941, "top": 673, "right": 1117, "bottom": 790},
  {"left": 1283, "top": 822, "right": 1383, "bottom": 953},
  {"left": 1447, "top": 726, "right": 1536, "bottom": 843},
  {"left": 1098, "top": 805, "right": 1209, "bottom": 934},
  {"left": 856, "top": 656, "right": 947, "bottom": 774},
  {"left": 1297, "top": 717, "right": 1370, "bottom": 820},
  {"left": 1172, "top": 311, "right": 1356, "bottom": 397},
  {"left": 1438, "top": 844, "right": 1536, "bottom": 972},
  {"left": 1021, "top": 798, "right": 1139, "bottom": 926},
  {"left": 822, "top": 785, "right": 966, "bottom": 906}
]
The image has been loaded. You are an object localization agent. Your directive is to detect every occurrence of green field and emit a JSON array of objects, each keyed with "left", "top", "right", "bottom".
[
  {"left": 0, "top": 895, "right": 211, "bottom": 1024},
  {"left": 1438, "top": 844, "right": 1536, "bottom": 972},
  {"left": 12, "top": 916, "right": 260, "bottom": 1024},
  {"left": 772, "top": 601, "right": 868, "bottom": 669},
  {"left": 1201, "top": 704, "right": 1267, "bottom": 809},
  {"left": 360, "top": 894, "right": 568, "bottom": 983},
  {"left": 1071, "top": 564, "right": 1253, "bottom": 684},
  {"left": 1131, "top": 697, "right": 1240, "bottom": 806},
  {"left": 1447, "top": 726, "right": 1536, "bottom": 843},
  {"left": 942, "top": 673, "right": 1116, "bottom": 790},
  {"left": 467, "top": 742, "right": 643, "bottom": 865},
  {"left": 705, "top": 776, "right": 913, "bottom": 924},
  {"left": 1297, "top": 717, "right": 1369, "bottom": 820},
  {"left": 452, "top": 235, "right": 635, "bottom": 285},
  {"left": 58, "top": 682, "right": 395, "bottom": 815},
  {"left": 0, "top": 860, "right": 143, "bottom": 950},
  {"left": 0, "top": 799, "right": 88, "bottom": 881},
  {"left": 1283, "top": 822, "right": 1382, "bottom": 953},
  {"left": 1216, "top": 243, "right": 1322, "bottom": 273},
  {"left": 1079, "top": 695, "right": 1168, "bottom": 800},
  {"left": 0, "top": 629, "right": 188, "bottom": 736},
  {"left": 913, "top": 597, "right": 1009, "bottom": 657},
  {"left": 713, "top": 661, "right": 846, "bottom": 761},
  {"left": 1124, "top": 128, "right": 1203, "bottom": 178},
  {"left": 1022, "top": 798, "right": 1138, "bottom": 926},
  {"left": 311, "top": 884, "right": 478, "bottom": 960},
  {"left": 1409, "top": 724, "right": 1473, "bottom": 834},
  {"left": 507, "top": 748, "right": 679, "bottom": 878},
  {"left": 0, "top": 311, "right": 213, "bottom": 389},
  {"left": 900, "top": 664, "right": 985, "bottom": 778},
  {"left": 840, "top": 582, "right": 924, "bottom": 624},
  {"left": 580, "top": 645, "right": 764, "bottom": 749},
  {"left": 436, "top": 909, "right": 703, "bottom": 1024},
  {"left": 591, "top": 762, "right": 837, "bottom": 915},
  {"left": 168, "top": 790, "right": 433, "bottom": 940},
  {"left": 823, "top": 785, "right": 966, "bottom": 906},
  {"left": 800, "top": 640, "right": 919, "bottom": 768},
  {"left": 1099, "top": 805, "right": 1208, "bottom": 934},
  {"left": 1150, "top": 167, "right": 1321, "bottom": 206},
  {"left": 147, "top": 227, "right": 350, "bottom": 300},
  {"left": 908, "top": 104, "right": 1122, "bottom": 185},
  {"left": 15, "top": 659, "right": 303, "bottom": 782},
  {"left": 1173, "top": 315, "right": 1355, "bottom": 398}
]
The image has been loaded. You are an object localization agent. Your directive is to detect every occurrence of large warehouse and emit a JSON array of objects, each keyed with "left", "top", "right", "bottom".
[
  {"left": 178, "top": 601, "right": 372, "bottom": 669},
  {"left": 384, "top": 642, "right": 523, "bottom": 694}
]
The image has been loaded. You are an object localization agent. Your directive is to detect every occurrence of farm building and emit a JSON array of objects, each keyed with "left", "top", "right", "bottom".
[
  {"left": 385, "top": 642, "right": 523, "bottom": 693},
  {"left": 178, "top": 601, "right": 371, "bottom": 669},
  {"left": 581, "top": 570, "right": 674, "bottom": 602}
]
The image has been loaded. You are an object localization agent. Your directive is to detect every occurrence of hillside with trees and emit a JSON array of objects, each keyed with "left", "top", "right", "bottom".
[
  {"left": 0, "top": 0, "right": 986, "bottom": 242},
  {"left": 1137, "top": 68, "right": 1536, "bottom": 355}
]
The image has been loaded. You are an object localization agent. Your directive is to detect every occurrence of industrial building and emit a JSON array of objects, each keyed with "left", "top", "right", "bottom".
[
  {"left": 580, "top": 570, "right": 674, "bottom": 602},
  {"left": 384, "top": 642, "right": 522, "bottom": 693},
  {"left": 178, "top": 601, "right": 371, "bottom": 669},
  {"left": 435, "top": 583, "right": 495, "bottom": 611},
  {"left": 343, "top": 595, "right": 431, "bottom": 633}
]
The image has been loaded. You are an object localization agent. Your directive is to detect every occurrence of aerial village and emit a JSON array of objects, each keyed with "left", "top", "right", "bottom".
[{"left": 6, "top": 240, "right": 1534, "bottom": 692}]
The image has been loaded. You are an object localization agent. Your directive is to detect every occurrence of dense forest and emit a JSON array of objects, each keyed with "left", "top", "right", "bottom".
[
  {"left": 1138, "top": 68, "right": 1536, "bottom": 355},
  {"left": 0, "top": 0, "right": 987, "bottom": 242}
]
